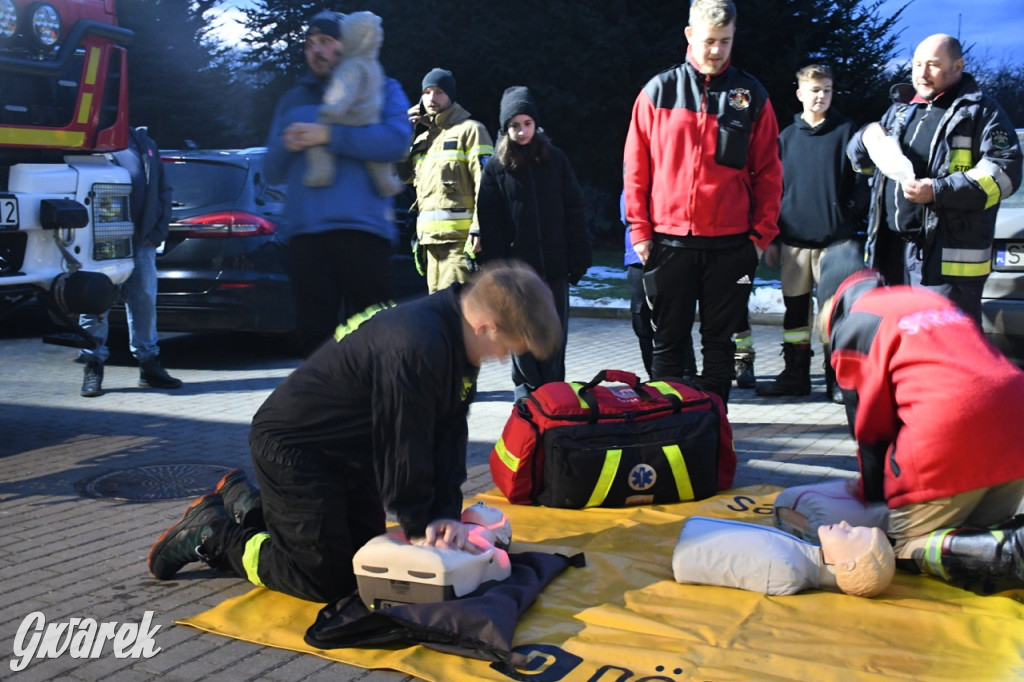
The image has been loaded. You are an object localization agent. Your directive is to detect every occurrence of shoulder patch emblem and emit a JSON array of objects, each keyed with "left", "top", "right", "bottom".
[
  {"left": 991, "top": 129, "right": 1012, "bottom": 150},
  {"left": 728, "top": 88, "right": 751, "bottom": 111}
]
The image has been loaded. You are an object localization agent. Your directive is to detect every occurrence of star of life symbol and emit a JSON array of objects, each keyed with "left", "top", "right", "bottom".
[
  {"left": 10, "top": 611, "right": 162, "bottom": 672},
  {"left": 629, "top": 463, "right": 657, "bottom": 491}
]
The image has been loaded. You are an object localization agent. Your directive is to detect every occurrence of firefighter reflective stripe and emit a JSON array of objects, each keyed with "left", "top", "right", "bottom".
[
  {"left": 585, "top": 449, "right": 622, "bottom": 508},
  {"left": 922, "top": 528, "right": 954, "bottom": 581},
  {"left": 783, "top": 328, "right": 812, "bottom": 344},
  {"left": 494, "top": 438, "right": 520, "bottom": 472},
  {"left": 569, "top": 382, "right": 589, "bottom": 409},
  {"left": 965, "top": 161, "right": 1003, "bottom": 209},
  {"left": 333, "top": 301, "right": 394, "bottom": 342},
  {"left": 412, "top": 143, "right": 493, "bottom": 167},
  {"left": 242, "top": 532, "right": 270, "bottom": 586},
  {"left": 417, "top": 208, "right": 472, "bottom": 233},
  {"left": 941, "top": 246, "right": 992, "bottom": 278},
  {"left": 663, "top": 444, "right": 695, "bottom": 501}
]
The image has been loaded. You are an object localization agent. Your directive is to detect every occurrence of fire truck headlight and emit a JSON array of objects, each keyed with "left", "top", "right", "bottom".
[
  {"left": 0, "top": 0, "right": 17, "bottom": 40},
  {"left": 29, "top": 2, "right": 61, "bottom": 48}
]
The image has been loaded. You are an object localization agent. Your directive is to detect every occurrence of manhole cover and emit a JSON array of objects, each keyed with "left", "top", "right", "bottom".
[{"left": 77, "top": 464, "right": 234, "bottom": 501}]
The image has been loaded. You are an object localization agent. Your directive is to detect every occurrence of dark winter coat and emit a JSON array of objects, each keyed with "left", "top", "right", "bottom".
[
  {"left": 476, "top": 136, "right": 591, "bottom": 283},
  {"left": 111, "top": 127, "right": 172, "bottom": 247},
  {"left": 778, "top": 110, "right": 866, "bottom": 248}
]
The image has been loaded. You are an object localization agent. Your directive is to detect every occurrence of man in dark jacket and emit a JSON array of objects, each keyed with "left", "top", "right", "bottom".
[
  {"left": 147, "top": 263, "right": 561, "bottom": 604},
  {"left": 847, "top": 34, "right": 1021, "bottom": 323},
  {"left": 623, "top": 0, "right": 782, "bottom": 406},
  {"left": 757, "top": 64, "right": 865, "bottom": 402},
  {"left": 77, "top": 126, "right": 181, "bottom": 397}
]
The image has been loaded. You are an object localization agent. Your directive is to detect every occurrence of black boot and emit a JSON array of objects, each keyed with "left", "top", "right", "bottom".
[
  {"left": 733, "top": 352, "right": 756, "bottom": 389},
  {"left": 81, "top": 361, "right": 104, "bottom": 397},
  {"left": 756, "top": 343, "right": 812, "bottom": 396},
  {"left": 823, "top": 348, "right": 844, "bottom": 404},
  {"left": 139, "top": 356, "right": 183, "bottom": 389},
  {"left": 148, "top": 493, "right": 231, "bottom": 580},
  {"left": 215, "top": 468, "right": 262, "bottom": 526},
  {"left": 921, "top": 517, "right": 1024, "bottom": 591}
]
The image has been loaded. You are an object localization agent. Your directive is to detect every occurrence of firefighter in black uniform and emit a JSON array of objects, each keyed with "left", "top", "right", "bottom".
[{"left": 147, "top": 262, "right": 560, "bottom": 603}]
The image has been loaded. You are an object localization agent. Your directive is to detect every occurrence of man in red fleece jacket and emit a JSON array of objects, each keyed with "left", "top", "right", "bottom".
[
  {"left": 819, "top": 255, "right": 1024, "bottom": 591},
  {"left": 623, "top": 0, "right": 781, "bottom": 406}
]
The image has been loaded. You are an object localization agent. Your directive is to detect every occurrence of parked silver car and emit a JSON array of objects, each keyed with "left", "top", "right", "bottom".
[{"left": 980, "top": 129, "right": 1024, "bottom": 365}]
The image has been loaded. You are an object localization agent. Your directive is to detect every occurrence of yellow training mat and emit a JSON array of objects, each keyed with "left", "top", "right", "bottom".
[{"left": 179, "top": 486, "right": 1024, "bottom": 681}]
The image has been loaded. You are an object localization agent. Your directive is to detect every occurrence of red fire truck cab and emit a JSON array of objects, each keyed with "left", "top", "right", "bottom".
[{"left": 0, "top": 0, "right": 135, "bottom": 346}]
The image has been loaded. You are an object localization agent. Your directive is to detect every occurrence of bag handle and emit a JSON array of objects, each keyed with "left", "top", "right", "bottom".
[{"left": 579, "top": 369, "right": 642, "bottom": 393}]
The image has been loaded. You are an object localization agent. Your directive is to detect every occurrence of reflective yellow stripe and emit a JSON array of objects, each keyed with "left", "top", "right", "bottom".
[
  {"left": 334, "top": 301, "right": 393, "bottom": 342},
  {"left": 417, "top": 218, "right": 472, "bottom": 233},
  {"left": 947, "top": 148, "right": 972, "bottom": 174},
  {"left": 569, "top": 382, "right": 588, "bottom": 408},
  {"left": 783, "top": 329, "right": 811, "bottom": 344},
  {"left": 470, "top": 143, "right": 494, "bottom": 157},
  {"left": 494, "top": 437, "right": 520, "bottom": 472},
  {"left": 0, "top": 128, "right": 86, "bottom": 147},
  {"left": 663, "top": 444, "right": 695, "bottom": 500},
  {"left": 922, "top": 529, "right": 953, "bottom": 580},
  {"left": 647, "top": 381, "right": 683, "bottom": 401},
  {"left": 242, "top": 532, "right": 270, "bottom": 586},
  {"left": 940, "top": 245, "right": 992, "bottom": 278},
  {"left": 585, "top": 449, "right": 622, "bottom": 508},
  {"left": 965, "top": 167, "right": 1001, "bottom": 209},
  {"left": 77, "top": 93, "right": 93, "bottom": 124},
  {"left": 84, "top": 47, "right": 100, "bottom": 84}
]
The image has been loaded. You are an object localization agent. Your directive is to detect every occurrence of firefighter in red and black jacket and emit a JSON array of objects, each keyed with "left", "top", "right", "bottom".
[
  {"left": 623, "top": 0, "right": 782, "bottom": 406},
  {"left": 820, "top": 262, "right": 1024, "bottom": 591}
]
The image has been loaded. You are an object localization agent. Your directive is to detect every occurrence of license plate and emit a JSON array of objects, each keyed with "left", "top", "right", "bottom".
[
  {"left": 994, "top": 242, "right": 1024, "bottom": 271},
  {"left": 0, "top": 195, "right": 17, "bottom": 230}
]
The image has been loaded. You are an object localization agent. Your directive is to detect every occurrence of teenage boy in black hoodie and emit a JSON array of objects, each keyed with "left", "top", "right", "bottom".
[{"left": 757, "top": 64, "right": 865, "bottom": 403}]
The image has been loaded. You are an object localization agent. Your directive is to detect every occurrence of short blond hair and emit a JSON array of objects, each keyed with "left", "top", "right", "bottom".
[
  {"left": 796, "top": 64, "right": 833, "bottom": 85},
  {"left": 464, "top": 261, "right": 561, "bottom": 360},
  {"left": 689, "top": 0, "right": 736, "bottom": 27}
]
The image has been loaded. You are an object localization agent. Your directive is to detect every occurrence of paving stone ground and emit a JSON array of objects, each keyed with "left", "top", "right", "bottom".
[{"left": 0, "top": 310, "right": 855, "bottom": 681}]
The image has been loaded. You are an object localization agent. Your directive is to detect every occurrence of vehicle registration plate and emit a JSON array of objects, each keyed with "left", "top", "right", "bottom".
[
  {"left": 0, "top": 195, "right": 17, "bottom": 230},
  {"left": 994, "top": 243, "right": 1024, "bottom": 271}
]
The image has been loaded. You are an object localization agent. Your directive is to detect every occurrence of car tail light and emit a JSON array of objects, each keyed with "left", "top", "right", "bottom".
[{"left": 175, "top": 211, "right": 277, "bottom": 237}]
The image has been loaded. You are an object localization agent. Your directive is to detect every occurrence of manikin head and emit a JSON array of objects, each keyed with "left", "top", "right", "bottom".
[
  {"left": 461, "top": 502, "right": 512, "bottom": 549},
  {"left": 818, "top": 521, "right": 895, "bottom": 598}
]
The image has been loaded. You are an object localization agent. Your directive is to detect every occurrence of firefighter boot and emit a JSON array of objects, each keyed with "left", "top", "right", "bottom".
[
  {"left": 823, "top": 347, "right": 844, "bottom": 404},
  {"left": 214, "top": 468, "right": 262, "bottom": 526},
  {"left": 81, "top": 361, "right": 104, "bottom": 397},
  {"left": 139, "top": 356, "right": 183, "bottom": 389},
  {"left": 733, "top": 351, "right": 756, "bottom": 389},
  {"left": 148, "top": 493, "right": 231, "bottom": 580},
  {"left": 920, "top": 517, "right": 1024, "bottom": 591},
  {"left": 755, "top": 343, "right": 812, "bottom": 397}
]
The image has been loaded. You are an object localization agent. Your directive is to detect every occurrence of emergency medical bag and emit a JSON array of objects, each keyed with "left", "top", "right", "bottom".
[{"left": 489, "top": 370, "right": 736, "bottom": 508}]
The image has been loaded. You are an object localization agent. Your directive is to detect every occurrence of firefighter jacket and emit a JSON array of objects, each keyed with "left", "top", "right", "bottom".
[
  {"left": 250, "top": 286, "right": 479, "bottom": 539},
  {"left": 623, "top": 51, "right": 782, "bottom": 250},
  {"left": 847, "top": 75, "right": 1022, "bottom": 284},
  {"left": 399, "top": 103, "right": 494, "bottom": 245},
  {"left": 827, "top": 270, "right": 1024, "bottom": 509}
]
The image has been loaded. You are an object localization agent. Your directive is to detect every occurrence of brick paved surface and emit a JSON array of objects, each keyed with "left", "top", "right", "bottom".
[{"left": 0, "top": 309, "right": 856, "bottom": 681}]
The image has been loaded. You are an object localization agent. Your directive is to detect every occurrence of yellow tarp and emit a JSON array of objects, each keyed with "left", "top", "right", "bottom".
[{"left": 179, "top": 486, "right": 1024, "bottom": 681}]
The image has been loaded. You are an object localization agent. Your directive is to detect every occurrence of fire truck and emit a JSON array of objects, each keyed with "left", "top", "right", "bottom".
[{"left": 0, "top": 0, "right": 134, "bottom": 346}]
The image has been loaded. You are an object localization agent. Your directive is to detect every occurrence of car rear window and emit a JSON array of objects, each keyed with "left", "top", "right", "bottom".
[{"left": 163, "top": 160, "right": 248, "bottom": 210}]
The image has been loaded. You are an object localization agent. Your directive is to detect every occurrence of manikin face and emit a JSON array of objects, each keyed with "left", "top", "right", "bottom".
[
  {"left": 421, "top": 86, "right": 452, "bottom": 115},
  {"left": 304, "top": 31, "right": 342, "bottom": 79},
  {"left": 684, "top": 19, "right": 735, "bottom": 76},
  {"left": 912, "top": 36, "right": 963, "bottom": 102},
  {"left": 797, "top": 77, "right": 833, "bottom": 120},
  {"left": 507, "top": 114, "right": 536, "bottom": 146},
  {"left": 818, "top": 521, "right": 877, "bottom": 565}
]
